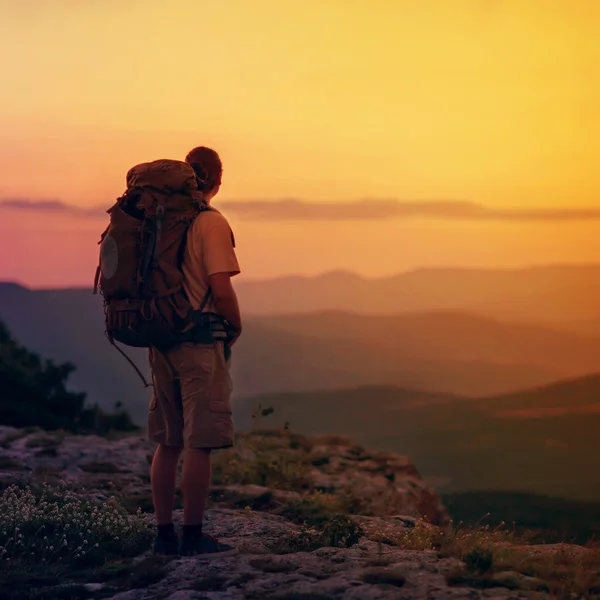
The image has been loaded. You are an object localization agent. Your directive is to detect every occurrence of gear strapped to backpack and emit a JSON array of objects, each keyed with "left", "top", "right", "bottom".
[{"left": 93, "top": 158, "right": 229, "bottom": 386}]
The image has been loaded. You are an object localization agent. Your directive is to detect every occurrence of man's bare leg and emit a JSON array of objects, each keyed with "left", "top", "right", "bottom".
[
  {"left": 151, "top": 444, "right": 183, "bottom": 525},
  {"left": 181, "top": 448, "right": 212, "bottom": 525}
]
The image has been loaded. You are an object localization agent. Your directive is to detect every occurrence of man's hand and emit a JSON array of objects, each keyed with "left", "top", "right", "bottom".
[
  {"left": 229, "top": 327, "right": 242, "bottom": 347},
  {"left": 207, "top": 272, "right": 242, "bottom": 345}
]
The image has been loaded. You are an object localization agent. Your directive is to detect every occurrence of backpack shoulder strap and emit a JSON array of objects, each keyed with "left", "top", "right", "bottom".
[{"left": 189, "top": 204, "right": 220, "bottom": 313}]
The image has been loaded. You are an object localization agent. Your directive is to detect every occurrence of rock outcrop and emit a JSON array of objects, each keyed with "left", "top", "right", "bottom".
[
  {"left": 0, "top": 427, "right": 449, "bottom": 527},
  {"left": 1, "top": 426, "right": 595, "bottom": 599}
]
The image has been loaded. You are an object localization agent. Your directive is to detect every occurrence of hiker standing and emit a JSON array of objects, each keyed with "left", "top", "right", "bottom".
[{"left": 95, "top": 146, "right": 242, "bottom": 556}]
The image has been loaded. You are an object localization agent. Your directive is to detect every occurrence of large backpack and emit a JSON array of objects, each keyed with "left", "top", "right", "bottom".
[{"left": 93, "top": 159, "right": 212, "bottom": 380}]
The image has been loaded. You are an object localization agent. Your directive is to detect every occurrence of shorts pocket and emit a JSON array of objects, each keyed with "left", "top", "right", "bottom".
[{"left": 209, "top": 388, "right": 232, "bottom": 415}]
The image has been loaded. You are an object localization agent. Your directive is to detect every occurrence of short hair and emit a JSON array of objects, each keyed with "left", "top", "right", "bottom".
[{"left": 185, "top": 146, "right": 223, "bottom": 192}]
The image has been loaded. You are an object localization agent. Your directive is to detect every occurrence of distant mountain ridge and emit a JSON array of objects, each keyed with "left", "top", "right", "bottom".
[
  {"left": 234, "top": 263, "right": 600, "bottom": 321},
  {"left": 6, "top": 262, "right": 600, "bottom": 323},
  {"left": 2, "top": 265, "right": 600, "bottom": 423}
]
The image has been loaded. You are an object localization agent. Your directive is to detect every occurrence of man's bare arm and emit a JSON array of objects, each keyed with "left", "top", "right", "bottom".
[{"left": 208, "top": 272, "right": 242, "bottom": 344}]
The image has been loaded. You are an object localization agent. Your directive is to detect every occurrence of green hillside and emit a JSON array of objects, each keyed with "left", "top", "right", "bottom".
[{"left": 235, "top": 375, "right": 600, "bottom": 501}]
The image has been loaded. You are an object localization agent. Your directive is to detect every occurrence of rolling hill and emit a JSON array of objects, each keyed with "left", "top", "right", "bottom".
[
  {"left": 4, "top": 282, "right": 599, "bottom": 423},
  {"left": 233, "top": 264, "right": 600, "bottom": 325},
  {"left": 234, "top": 374, "right": 600, "bottom": 501},
  {"left": 257, "top": 310, "right": 600, "bottom": 374}
]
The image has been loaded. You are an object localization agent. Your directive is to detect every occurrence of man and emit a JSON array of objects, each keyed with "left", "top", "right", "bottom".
[{"left": 147, "top": 146, "right": 242, "bottom": 557}]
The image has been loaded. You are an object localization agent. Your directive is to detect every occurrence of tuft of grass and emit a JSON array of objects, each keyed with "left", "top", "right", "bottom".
[
  {"left": 319, "top": 515, "right": 364, "bottom": 548},
  {"left": 276, "top": 491, "right": 351, "bottom": 526},
  {"left": 267, "top": 514, "right": 364, "bottom": 555},
  {"left": 212, "top": 434, "right": 313, "bottom": 491}
]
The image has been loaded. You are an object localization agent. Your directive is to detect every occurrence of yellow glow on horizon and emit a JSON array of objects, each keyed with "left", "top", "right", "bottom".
[{"left": 0, "top": 0, "right": 598, "bottom": 283}]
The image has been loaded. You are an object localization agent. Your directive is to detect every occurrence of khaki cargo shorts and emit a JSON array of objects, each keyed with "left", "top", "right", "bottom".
[{"left": 147, "top": 341, "right": 234, "bottom": 449}]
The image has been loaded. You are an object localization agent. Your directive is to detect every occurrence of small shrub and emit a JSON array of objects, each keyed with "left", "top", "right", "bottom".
[
  {"left": 268, "top": 514, "right": 364, "bottom": 555},
  {"left": 0, "top": 483, "right": 154, "bottom": 570},
  {"left": 277, "top": 491, "right": 349, "bottom": 525},
  {"left": 212, "top": 435, "right": 313, "bottom": 491},
  {"left": 395, "top": 517, "right": 441, "bottom": 551},
  {"left": 464, "top": 546, "right": 494, "bottom": 574},
  {"left": 319, "top": 515, "right": 364, "bottom": 548}
]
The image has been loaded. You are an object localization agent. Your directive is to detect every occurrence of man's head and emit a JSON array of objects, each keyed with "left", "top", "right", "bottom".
[{"left": 185, "top": 146, "right": 223, "bottom": 202}]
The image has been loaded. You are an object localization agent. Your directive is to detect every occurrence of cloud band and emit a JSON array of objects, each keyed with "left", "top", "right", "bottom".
[{"left": 2, "top": 198, "right": 599, "bottom": 222}]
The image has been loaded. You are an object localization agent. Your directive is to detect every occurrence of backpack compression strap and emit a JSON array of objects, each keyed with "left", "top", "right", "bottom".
[
  {"left": 105, "top": 332, "right": 153, "bottom": 388},
  {"left": 106, "top": 287, "right": 212, "bottom": 389}
]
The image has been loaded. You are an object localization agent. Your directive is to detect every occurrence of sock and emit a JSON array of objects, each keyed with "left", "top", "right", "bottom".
[
  {"left": 157, "top": 523, "right": 176, "bottom": 539},
  {"left": 182, "top": 524, "right": 203, "bottom": 539}
]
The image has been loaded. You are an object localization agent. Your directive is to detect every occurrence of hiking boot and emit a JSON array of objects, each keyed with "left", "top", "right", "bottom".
[
  {"left": 152, "top": 532, "right": 179, "bottom": 556},
  {"left": 178, "top": 532, "right": 238, "bottom": 558}
]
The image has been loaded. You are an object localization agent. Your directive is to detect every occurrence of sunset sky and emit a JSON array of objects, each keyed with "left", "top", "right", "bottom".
[{"left": 1, "top": 0, "right": 599, "bottom": 287}]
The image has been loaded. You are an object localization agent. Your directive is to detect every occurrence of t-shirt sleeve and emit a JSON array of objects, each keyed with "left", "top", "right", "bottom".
[{"left": 201, "top": 218, "right": 241, "bottom": 277}]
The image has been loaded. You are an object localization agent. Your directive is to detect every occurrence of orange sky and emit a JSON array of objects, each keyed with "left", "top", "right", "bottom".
[{"left": 0, "top": 0, "right": 599, "bottom": 286}]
